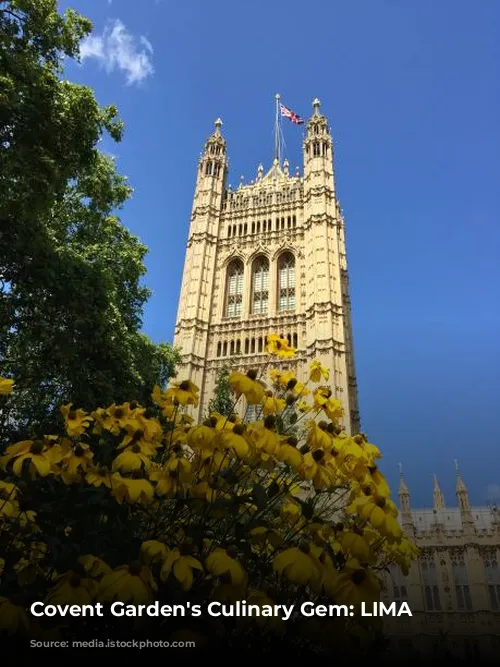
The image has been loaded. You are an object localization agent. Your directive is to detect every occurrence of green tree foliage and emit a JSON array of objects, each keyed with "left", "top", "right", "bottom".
[
  {"left": 207, "top": 364, "right": 234, "bottom": 417},
  {"left": 0, "top": 1, "right": 179, "bottom": 438}
]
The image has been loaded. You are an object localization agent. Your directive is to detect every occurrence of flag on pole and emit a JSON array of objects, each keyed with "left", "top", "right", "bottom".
[{"left": 279, "top": 103, "right": 304, "bottom": 125}]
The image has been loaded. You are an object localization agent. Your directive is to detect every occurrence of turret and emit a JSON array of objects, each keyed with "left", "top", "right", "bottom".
[
  {"left": 398, "top": 463, "right": 414, "bottom": 533},
  {"left": 433, "top": 474, "right": 446, "bottom": 510},
  {"left": 455, "top": 459, "right": 475, "bottom": 534}
]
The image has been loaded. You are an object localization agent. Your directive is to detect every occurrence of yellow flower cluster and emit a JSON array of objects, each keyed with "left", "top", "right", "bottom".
[{"left": 0, "top": 341, "right": 417, "bottom": 646}]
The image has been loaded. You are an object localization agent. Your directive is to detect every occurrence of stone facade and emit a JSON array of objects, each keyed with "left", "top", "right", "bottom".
[
  {"left": 173, "top": 99, "right": 359, "bottom": 432},
  {"left": 382, "top": 467, "right": 500, "bottom": 661}
]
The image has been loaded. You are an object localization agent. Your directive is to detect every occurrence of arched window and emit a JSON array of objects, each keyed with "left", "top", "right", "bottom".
[
  {"left": 225, "top": 260, "right": 243, "bottom": 317},
  {"left": 251, "top": 257, "right": 269, "bottom": 315},
  {"left": 278, "top": 252, "right": 295, "bottom": 312}
]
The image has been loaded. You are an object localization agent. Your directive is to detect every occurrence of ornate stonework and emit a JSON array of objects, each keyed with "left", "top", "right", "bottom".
[
  {"left": 173, "top": 100, "right": 359, "bottom": 432},
  {"left": 383, "top": 468, "right": 500, "bottom": 661}
]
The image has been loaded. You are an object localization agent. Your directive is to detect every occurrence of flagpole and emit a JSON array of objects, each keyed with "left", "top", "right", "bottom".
[{"left": 274, "top": 92, "right": 280, "bottom": 164}]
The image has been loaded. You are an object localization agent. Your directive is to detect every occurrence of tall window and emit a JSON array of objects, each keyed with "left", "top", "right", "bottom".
[
  {"left": 225, "top": 260, "right": 243, "bottom": 317},
  {"left": 484, "top": 558, "right": 500, "bottom": 610},
  {"left": 452, "top": 559, "right": 472, "bottom": 611},
  {"left": 278, "top": 252, "right": 295, "bottom": 312},
  {"left": 389, "top": 564, "right": 408, "bottom": 603},
  {"left": 421, "top": 559, "right": 441, "bottom": 611},
  {"left": 252, "top": 257, "right": 269, "bottom": 314}
]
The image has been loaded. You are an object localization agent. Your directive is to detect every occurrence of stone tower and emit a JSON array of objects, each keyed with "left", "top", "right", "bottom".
[{"left": 173, "top": 99, "right": 360, "bottom": 433}]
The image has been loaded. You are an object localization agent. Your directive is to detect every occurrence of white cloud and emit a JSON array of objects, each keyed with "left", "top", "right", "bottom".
[{"left": 79, "top": 19, "right": 154, "bottom": 85}]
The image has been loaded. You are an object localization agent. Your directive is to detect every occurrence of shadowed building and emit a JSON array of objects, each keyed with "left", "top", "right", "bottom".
[{"left": 382, "top": 463, "right": 500, "bottom": 662}]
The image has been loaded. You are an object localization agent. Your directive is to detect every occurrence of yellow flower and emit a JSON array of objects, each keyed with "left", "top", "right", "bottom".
[
  {"left": 111, "top": 472, "right": 154, "bottom": 504},
  {"left": 117, "top": 425, "right": 161, "bottom": 456},
  {"left": 0, "top": 597, "right": 29, "bottom": 634},
  {"left": 78, "top": 555, "right": 111, "bottom": 578},
  {"left": 45, "top": 571, "right": 97, "bottom": 605},
  {"left": 215, "top": 425, "right": 250, "bottom": 460},
  {"left": 186, "top": 424, "right": 216, "bottom": 454},
  {"left": 140, "top": 541, "right": 168, "bottom": 565},
  {"left": 273, "top": 544, "right": 321, "bottom": 587},
  {"left": 333, "top": 560, "right": 380, "bottom": 607},
  {"left": 60, "top": 404, "right": 93, "bottom": 437},
  {"left": 337, "top": 530, "right": 375, "bottom": 564},
  {"left": 112, "top": 447, "right": 151, "bottom": 474},
  {"left": 280, "top": 498, "right": 303, "bottom": 526},
  {"left": 300, "top": 450, "right": 335, "bottom": 488},
  {"left": 277, "top": 438, "right": 303, "bottom": 469},
  {"left": 99, "top": 562, "right": 157, "bottom": 604},
  {"left": 261, "top": 393, "right": 287, "bottom": 416},
  {"left": 6, "top": 440, "right": 53, "bottom": 478},
  {"left": 0, "top": 377, "right": 14, "bottom": 395},
  {"left": 229, "top": 370, "right": 265, "bottom": 404},
  {"left": 86, "top": 466, "right": 112, "bottom": 488},
  {"left": 266, "top": 334, "right": 296, "bottom": 358},
  {"left": 206, "top": 548, "right": 247, "bottom": 587},
  {"left": 60, "top": 443, "right": 94, "bottom": 483},
  {"left": 309, "top": 361, "right": 329, "bottom": 383},
  {"left": 348, "top": 494, "right": 402, "bottom": 541},
  {"left": 166, "top": 379, "right": 200, "bottom": 407},
  {"left": 313, "top": 388, "right": 343, "bottom": 422},
  {"left": 160, "top": 548, "right": 203, "bottom": 591},
  {"left": 306, "top": 420, "right": 335, "bottom": 452}
]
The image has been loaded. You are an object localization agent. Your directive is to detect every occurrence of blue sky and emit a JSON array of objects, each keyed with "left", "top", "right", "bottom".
[{"left": 60, "top": 0, "right": 499, "bottom": 508}]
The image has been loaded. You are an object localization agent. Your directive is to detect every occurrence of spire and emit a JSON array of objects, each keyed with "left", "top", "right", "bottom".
[
  {"left": 214, "top": 117, "right": 222, "bottom": 135},
  {"left": 312, "top": 97, "right": 321, "bottom": 116},
  {"left": 433, "top": 474, "right": 446, "bottom": 510},
  {"left": 397, "top": 464, "right": 414, "bottom": 534},
  {"left": 398, "top": 462, "right": 409, "bottom": 495},
  {"left": 454, "top": 459, "right": 470, "bottom": 509}
]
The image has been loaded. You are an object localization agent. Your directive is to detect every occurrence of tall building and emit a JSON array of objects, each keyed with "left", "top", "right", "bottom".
[
  {"left": 382, "top": 464, "right": 500, "bottom": 661},
  {"left": 173, "top": 98, "right": 360, "bottom": 432}
]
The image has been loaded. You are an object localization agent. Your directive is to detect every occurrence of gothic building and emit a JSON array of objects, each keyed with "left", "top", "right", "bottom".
[
  {"left": 382, "top": 465, "right": 500, "bottom": 661},
  {"left": 173, "top": 99, "right": 359, "bottom": 432}
]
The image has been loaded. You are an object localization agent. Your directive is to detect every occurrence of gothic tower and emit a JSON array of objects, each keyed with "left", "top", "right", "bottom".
[{"left": 173, "top": 99, "right": 360, "bottom": 433}]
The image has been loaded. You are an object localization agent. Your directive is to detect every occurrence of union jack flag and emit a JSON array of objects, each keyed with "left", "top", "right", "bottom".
[{"left": 280, "top": 103, "right": 304, "bottom": 125}]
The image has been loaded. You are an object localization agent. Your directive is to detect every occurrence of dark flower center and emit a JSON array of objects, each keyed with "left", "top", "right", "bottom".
[
  {"left": 114, "top": 408, "right": 124, "bottom": 419},
  {"left": 351, "top": 570, "right": 366, "bottom": 585},
  {"left": 264, "top": 415, "right": 276, "bottom": 430},
  {"left": 30, "top": 441, "right": 44, "bottom": 455},
  {"left": 70, "top": 574, "right": 81, "bottom": 588},
  {"left": 286, "top": 436, "right": 298, "bottom": 447},
  {"left": 312, "top": 449, "right": 325, "bottom": 462},
  {"left": 74, "top": 445, "right": 85, "bottom": 457},
  {"left": 376, "top": 497, "right": 386, "bottom": 508},
  {"left": 286, "top": 379, "right": 298, "bottom": 390},
  {"left": 128, "top": 561, "right": 142, "bottom": 576},
  {"left": 179, "top": 381, "right": 191, "bottom": 391},
  {"left": 233, "top": 424, "right": 246, "bottom": 435},
  {"left": 246, "top": 369, "right": 258, "bottom": 380},
  {"left": 68, "top": 410, "right": 77, "bottom": 421},
  {"left": 132, "top": 429, "right": 144, "bottom": 443}
]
